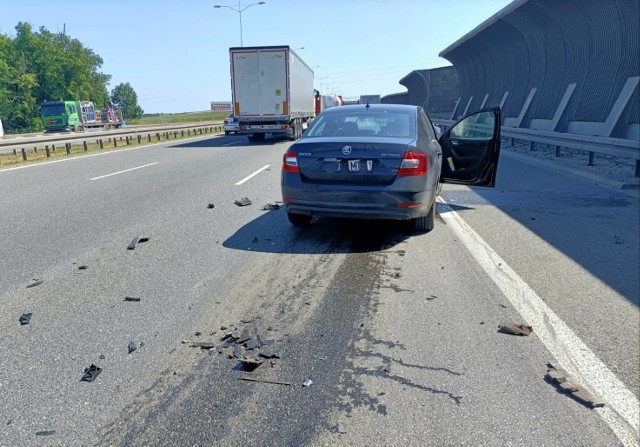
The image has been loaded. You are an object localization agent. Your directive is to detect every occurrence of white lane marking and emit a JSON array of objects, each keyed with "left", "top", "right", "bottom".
[
  {"left": 235, "top": 164, "right": 271, "bottom": 186},
  {"left": 437, "top": 197, "right": 640, "bottom": 447},
  {"left": 90, "top": 162, "right": 158, "bottom": 181},
  {"left": 223, "top": 140, "right": 242, "bottom": 147}
]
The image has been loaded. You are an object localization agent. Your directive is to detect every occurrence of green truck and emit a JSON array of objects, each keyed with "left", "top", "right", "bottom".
[{"left": 40, "top": 100, "right": 124, "bottom": 132}]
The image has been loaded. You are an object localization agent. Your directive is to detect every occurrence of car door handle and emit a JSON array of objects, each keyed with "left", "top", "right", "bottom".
[{"left": 451, "top": 140, "right": 460, "bottom": 145}]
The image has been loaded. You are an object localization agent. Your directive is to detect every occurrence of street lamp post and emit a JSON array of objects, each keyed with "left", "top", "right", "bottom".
[{"left": 214, "top": 1, "right": 266, "bottom": 47}]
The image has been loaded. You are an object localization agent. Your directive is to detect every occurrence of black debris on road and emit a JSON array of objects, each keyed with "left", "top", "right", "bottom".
[
  {"left": 545, "top": 361, "right": 605, "bottom": 408},
  {"left": 127, "top": 236, "right": 149, "bottom": 250},
  {"left": 81, "top": 364, "right": 102, "bottom": 382},
  {"left": 234, "top": 197, "right": 252, "bottom": 207},
  {"left": 19, "top": 313, "right": 32, "bottom": 325},
  {"left": 26, "top": 280, "right": 44, "bottom": 289},
  {"left": 498, "top": 323, "right": 533, "bottom": 336}
]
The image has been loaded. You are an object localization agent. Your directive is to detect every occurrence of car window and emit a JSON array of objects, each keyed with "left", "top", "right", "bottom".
[
  {"left": 449, "top": 111, "right": 495, "bottom": 140},
  {"left": 306, "top": 111, "right": 414, "bottom": 138}
]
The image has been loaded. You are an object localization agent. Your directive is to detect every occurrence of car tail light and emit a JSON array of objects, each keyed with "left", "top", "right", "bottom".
[
  {"left": 398, "top": 152, "right": 428, "bottom": 176},
  {"left": 282, "top": 150, "right": 299, "bottom": 173},
  {"left": 224, "top": 119, "right": 230, "bottom": 124},
  {"left": 282, "top": 124, "right": 291, "bottom": 129}
]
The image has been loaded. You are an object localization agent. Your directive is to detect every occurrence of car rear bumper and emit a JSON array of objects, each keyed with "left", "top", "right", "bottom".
[{"left": 282, "top": 189, "right": 432, "bottom": 221}]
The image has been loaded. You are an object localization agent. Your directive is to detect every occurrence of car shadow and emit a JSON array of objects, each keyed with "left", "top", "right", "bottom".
[
  {"left": 223, "top": 208, "right": 412, "bottom": 255},
  {"left": 169, "top": 133, "right": 290, "bottom": 149}
]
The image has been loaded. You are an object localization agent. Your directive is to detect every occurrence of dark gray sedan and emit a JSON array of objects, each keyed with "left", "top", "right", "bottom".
[{"left": 281, "top": 104, "right": 501, "bottom": 232}]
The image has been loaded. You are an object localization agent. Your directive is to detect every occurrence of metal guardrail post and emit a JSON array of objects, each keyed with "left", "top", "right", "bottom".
[
  {"left": 83, "top": 141, "right": 88, "bottom": 152},
  {"left": 156, "top": 133, "right": 160, "bottom": 141},
  {"left": 137, "top": 135, "right": 141, "bottom": 144},
  {"left": 52, "top": 144, "right": 55, "bottom": 152},
  {"left": 99, "top": 140, "right": 103, "bottom": 149},
  {"left": 21, "top": 148, "right": 26, "bottom": 161},
  {"left": 587, "top": 151, "right": 595, "bottom": 166},
  {"left": 635, "top": 160, "right": 640, "bottom": 178},
  {"left": 34, "top": 147, "right": 37, "bottom": 154},
  {"left": 13, "top": 149, "right": 16, "bottom": 155},
  {"left": 65, "top": 143, "right": 70, "bottom": 155},
  {"left": 45, "top": 146, "right": 50, "bottom": 158},
  {"left": 114, "top": 138, "right": 117, "bottom": 148},
  {"left": 147, "top": 134, "right": 151, "bottom": 142}
]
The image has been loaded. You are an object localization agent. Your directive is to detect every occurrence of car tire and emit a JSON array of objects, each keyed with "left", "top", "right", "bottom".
[
  {"left": 225, "top": 131, "right": 230, "bottom": 135},
  {"left": 413, "top": 202, "right": 435, "bottom": 233},
  {"left": 287, "top": 212, "right": 312, "bottom": 227}
]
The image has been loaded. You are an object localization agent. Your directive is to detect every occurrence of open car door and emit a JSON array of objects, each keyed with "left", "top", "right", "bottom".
[{"left": 438, "top": 108, "right": 501, "bottom": 187}]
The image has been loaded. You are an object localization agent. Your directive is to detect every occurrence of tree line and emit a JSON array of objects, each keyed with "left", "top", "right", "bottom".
[{"left": 0, "top": 22, "right": 143, "bottom": 134}]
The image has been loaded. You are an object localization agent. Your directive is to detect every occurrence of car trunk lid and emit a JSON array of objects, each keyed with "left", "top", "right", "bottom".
[{"left": 295, "top": 138, "right": 412, "bottom": 185}]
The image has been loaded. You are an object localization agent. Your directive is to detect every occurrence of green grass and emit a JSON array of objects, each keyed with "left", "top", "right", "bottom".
[{"left": 126, "top": 111, "right": 228, "bottom": 125}]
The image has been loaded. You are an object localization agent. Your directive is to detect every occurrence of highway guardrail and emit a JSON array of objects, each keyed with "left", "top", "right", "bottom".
[{"left": 433, "top": 119, "right": 640, "bottom": 178}]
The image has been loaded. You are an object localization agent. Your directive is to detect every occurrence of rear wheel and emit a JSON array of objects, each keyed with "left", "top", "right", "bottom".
[
  {"left": 287, "top": 212, "right": 312, "bottom": 227},
  {"left": 413, "top": 202, "right": 435, "bottom": 233},
  {"left": 225, "top": 131, "right": 230, "bottom": 136}
]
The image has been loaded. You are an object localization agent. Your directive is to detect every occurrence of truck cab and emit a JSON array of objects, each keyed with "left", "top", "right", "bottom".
[{"left": 41, "top": 101, "right": 81, "bottom": 132}]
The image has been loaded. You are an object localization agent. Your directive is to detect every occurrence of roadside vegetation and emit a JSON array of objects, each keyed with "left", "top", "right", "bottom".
[
  {"left": 126, "top": 111, "right": 228, "bottom": 126},
  {"left": 0, "top": 22, "right": 144, "bottom": 134}
]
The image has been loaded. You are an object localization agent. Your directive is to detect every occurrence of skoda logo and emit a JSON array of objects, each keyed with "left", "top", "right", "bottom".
[{"left": 342, "top": 145, "right": 352, "bottom": 155}]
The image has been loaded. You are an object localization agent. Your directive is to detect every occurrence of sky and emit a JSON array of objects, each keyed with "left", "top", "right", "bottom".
[{"left": 0, "top": 0, "right": 513, "bottom": 114}]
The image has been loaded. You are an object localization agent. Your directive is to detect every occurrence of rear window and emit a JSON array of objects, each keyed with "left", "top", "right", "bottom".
[{"left": 307, "top": 110, "right": 415, "bottom": 138}]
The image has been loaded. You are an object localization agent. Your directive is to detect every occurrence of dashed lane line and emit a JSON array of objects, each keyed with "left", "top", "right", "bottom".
[
  {"left": 90, "top": 162, "right": 159, "bottom": 181},
  {"left": 235, "top": 164, "right": 271, "bottom": 186}
]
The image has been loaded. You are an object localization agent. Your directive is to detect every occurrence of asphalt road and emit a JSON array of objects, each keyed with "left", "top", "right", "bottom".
[{"left": 0, "top": 133, "right": 638, "bottom": 446}]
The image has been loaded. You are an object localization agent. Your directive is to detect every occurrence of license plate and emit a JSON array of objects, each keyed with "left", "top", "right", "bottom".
[{"left": 348, "top": 159, "right": 360, "bottom": 172}]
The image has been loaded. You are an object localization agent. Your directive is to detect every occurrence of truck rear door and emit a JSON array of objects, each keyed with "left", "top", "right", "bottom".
[{"left": 232, "top": 48, "right": 287, "bottom": 118}]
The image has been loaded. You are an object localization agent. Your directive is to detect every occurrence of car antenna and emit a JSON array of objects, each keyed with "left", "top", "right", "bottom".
[{"left": 365, "top": 102, "right": 370, "bottom": 109}]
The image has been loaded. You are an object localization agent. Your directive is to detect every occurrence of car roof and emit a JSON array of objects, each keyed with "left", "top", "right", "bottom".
[{"left": 321, "top": 104, "right": 419, "bottom": 115}]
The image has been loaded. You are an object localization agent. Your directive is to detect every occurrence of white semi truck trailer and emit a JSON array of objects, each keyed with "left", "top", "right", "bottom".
[{"left": 230, "top": 45, "right": 315, "bottom": 142}]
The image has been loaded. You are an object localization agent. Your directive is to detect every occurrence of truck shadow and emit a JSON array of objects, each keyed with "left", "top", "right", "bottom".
[
  {"left": 169, "top": 134, "right": 290, "bottom": 149},
  {"left": 222, "top": 209, "right": 411, "bottom": 255}
]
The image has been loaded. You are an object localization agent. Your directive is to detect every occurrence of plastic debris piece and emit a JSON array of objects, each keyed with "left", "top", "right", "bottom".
[
  {"left": 239, "top": 358, "right": 263, "bottom": 372},
  {"left": 252, "top": 237, "right": 259, "bottom": 243},
  {"left": 99, "top": 354, "right": 106, "bottom": 360},
  {"left": 81, "top": 364, "right": 102, "bottom": 382},
  {"left": 124, "top": 296, "right": 141, "bottom": 302},
  {"left": 302, "top": 379, "right": 314, "bottom": 387},
  {"left": 234, "top": 197, "right": 252, "bottom": 207},
  {"left": 244, "top": 339, "right": 259, "bottom": 350},
  {"left": 35, "top": 430, "right": 57, "bottom": 436},
  {"left": 128, "top": 341, "right": 137, "bottom": 354},
  {"left": 207, "top": 203, "right": 215, "bottom": 209},
  {"left": 19, "top": 313, "right": 32, "bottom": 325},
  {"left": 240, "top": 377, "right": 291, "bottom": 386},
  {"left": 545, "top": 362, "right": 605, "bottom": 408},
  {"left": 426, "top": 295, "right": 437, "bottom": 301},
  {"left": 78, "top": 265, "right": 88, "bottom": 270},
  {"left": 191, "top": 342, "right": 216, "bottom": 349},
  {"left": 26, "top": 280, "right": 44, "bottom": 289},
  {"left": 498, "top": 323, "right": 533, "bottom": 336},
  {"left": 500, "top": 303, "right": 508, "bottom": 308},
  {"left": 220, "top": 332, "right": 233, "bottom": 341},
  {"left": 261, "top": 203, "right": 280, "bottom": 211},
  {"left": 259, "top": 352, "right": 280, "bottom": 359},
  {"left": 127, "top": 236, "right": 149, "bottom": 250}
]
